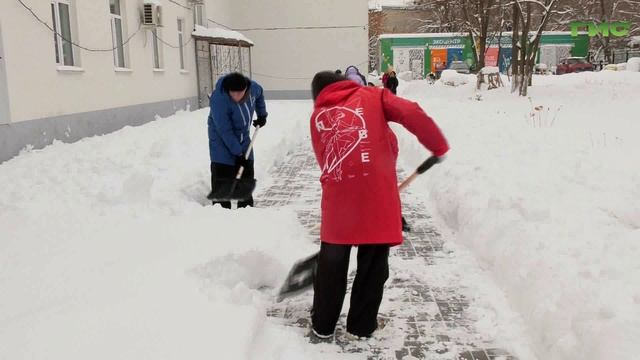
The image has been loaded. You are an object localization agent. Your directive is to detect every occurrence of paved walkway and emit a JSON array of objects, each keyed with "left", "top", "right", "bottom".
[{"left": 259, "top": 144, "right": 517, "bottom": 360}]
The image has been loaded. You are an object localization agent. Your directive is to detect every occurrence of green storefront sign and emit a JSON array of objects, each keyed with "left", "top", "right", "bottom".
[
  {"left": 570, "top": 21, "right": 631, "bottom": 37},
  {"left": 378, "top": 32, "right": 589, "bottom": 77}
]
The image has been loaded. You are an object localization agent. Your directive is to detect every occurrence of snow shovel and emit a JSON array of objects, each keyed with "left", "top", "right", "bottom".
[
  {"left": 276, "top": 252, "right": 319, "bottom": 302},
  {"left": 276, "top": 155, "right": 441, "bottom": 302},
  {"left": 207, "top": 126, "right": 261, "bottom": 202}
]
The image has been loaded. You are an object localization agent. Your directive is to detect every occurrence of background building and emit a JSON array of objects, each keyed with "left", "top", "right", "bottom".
[{"left": 378, "top": 32, "right": 590, "bottom": 78}]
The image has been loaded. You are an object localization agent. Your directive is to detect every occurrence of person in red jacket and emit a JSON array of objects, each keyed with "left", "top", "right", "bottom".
[{"left": 308, "top": 71, "right": 449, "bottom": 339}]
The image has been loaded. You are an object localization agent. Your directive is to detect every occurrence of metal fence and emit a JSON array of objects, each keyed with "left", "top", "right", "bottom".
[{"left": 612, "top": 49, "right": 640, "bottom": 64}]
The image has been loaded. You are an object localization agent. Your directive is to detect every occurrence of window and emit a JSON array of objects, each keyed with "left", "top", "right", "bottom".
[
  {"left": 177, "top": 18, "right": 185, "bottom": 70},
  {"left": 51, "top": 0, "right": 74, "bottom": 66},
  {"left": 194, "top": 4, "right": 206, "bottom": 27},
  {"left": 151, "top": 28, "right": 163, "bottom": 69},
  {"left": 109, "top": 0, "right": 126, "bottom": 68}
]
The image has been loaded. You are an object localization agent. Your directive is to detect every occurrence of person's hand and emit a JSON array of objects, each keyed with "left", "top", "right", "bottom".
[
  {"left": 253, "top": 116, "right": 267, "bottom": 128},
  {"left": 235, "top": 155, "right": 249, "bottom": 169}
]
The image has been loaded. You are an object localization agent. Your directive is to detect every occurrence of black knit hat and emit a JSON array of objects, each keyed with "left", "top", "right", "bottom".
[
  {"left": 223, "top": 72, "right": 249, "bottom": 92},
  {"left": 311, "top": 71, "right": 346, "bottom": 100}
]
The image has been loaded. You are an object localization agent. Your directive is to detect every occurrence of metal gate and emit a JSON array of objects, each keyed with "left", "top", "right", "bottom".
[
  {"left": 195, "top": 38, "right": 252, "bottom": 109},
  {"left": 210, "top": 44, "right": 251, "bottom": 90},
  {"left": 613, "top": 49, "right": 640, "bottom": 64},
  {"left": 195, "top": 40, "right": 213, "bottom": 108}
]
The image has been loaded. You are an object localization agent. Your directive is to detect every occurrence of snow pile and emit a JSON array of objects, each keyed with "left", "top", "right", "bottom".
[
  {"left": 0, "top": 97, "right": 529, "bottom": 359},
  {"left": 3, "top": 69, "right": 640, "bottom": 360},
  {"left": 396, "top": 70, "right": 414, "bottom": 82},
  {"left": 0, "top": 102, "right": 324, "bottom": 359},
  {"left": 395, "top": 70, "right": 640, "bottom": 360},
  {"left": 626, "top": 57, "right": 640, "bottom": 72},
  {"left": 480, "top": 66, "right": 500, "bottom": 74},
  {"left": 440, "top": 69, "right": 469, "bottom": 86},
  {"left": 628, "top": 35, "right": 640, "bottom": 47}
]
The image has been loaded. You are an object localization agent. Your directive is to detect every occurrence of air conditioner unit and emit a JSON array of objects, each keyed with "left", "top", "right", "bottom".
[{"left": 141, "top": 2, "right": 162, "bottom": 27}]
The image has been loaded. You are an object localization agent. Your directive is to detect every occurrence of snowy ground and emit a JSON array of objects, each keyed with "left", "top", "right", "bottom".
[
  {"left": 1, "top": 71, "right": 639, "bottom": 360},
  {"left": 395, "top": 71, "right": 640, "bottom": 360}
]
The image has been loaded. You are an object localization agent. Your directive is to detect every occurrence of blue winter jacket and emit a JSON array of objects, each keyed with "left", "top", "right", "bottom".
[{"left": 208, "top": 75, "right": 267, "bottom": 165}]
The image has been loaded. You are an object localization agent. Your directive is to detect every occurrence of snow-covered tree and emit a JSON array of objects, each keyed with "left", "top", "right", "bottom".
[
  {"left": 411, "top": 0, "right": 465, "bottom": 33},
  {"left": 511, "top": 0, "right": 559, "bottom": 96}
]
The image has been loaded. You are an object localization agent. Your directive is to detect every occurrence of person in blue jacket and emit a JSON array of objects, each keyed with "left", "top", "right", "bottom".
[{"left": 208, "top": 72, "right": 267, "bottom": 208}]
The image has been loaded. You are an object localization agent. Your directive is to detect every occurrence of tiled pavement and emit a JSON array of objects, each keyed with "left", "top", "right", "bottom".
[{"left": 258, "top": 144, "right": 516, "bottom": 360}]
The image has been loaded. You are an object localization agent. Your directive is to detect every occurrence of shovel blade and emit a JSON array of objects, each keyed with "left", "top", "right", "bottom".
[
  {"left": 277, "top": 252, "right": 319, "bottom": 302},
  {"left": 207, "top": 178, "right": 256, "bottom": 202}
]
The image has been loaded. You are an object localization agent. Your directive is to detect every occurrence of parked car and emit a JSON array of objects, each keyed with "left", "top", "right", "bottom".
[
  {"left": 448, "top": 61, "right": 470, "bottom": 74},
  {"left": 534, "top": 63, "right": 549, "bottom": 74},
  {"left": 555, "top": 57, "right": 594, "bottom": 74}
]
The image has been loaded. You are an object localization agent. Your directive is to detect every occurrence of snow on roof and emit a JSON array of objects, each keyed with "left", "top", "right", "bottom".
[
  {"left": 379, "top": 32, "right": 468, "bottom": 39},
  {"left": 192, "top": 25, "right": 253, "bottom": 46},
  {"left": 368, "top": 0, "right": 413, "bottom": 10},
  {"left": 379, "top": 31, "right": 579, "bottom": 39}
]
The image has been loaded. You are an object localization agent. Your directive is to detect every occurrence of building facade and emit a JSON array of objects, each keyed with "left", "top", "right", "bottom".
[
  {"left": 378, "top": 32, "right": 590, "bottom": 78},
  {"left": 0, "top": 0, "right": 368, "bottom": 163}
]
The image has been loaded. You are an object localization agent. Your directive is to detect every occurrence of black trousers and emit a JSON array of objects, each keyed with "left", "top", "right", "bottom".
[
  {"left": 210, "top": 161, "right": 254, "bottom": 209},
  {"left": 311, "top": 242, "right": 390, "bottom": 337}
]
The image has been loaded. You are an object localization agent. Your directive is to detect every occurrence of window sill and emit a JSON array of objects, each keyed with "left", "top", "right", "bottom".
[
  {"left": 57, "top": 65, "right": 84, "bottom": 72},
  {"left": 115, "top": 67, "right": 133, "bottom": 73},
  {"left": 180, "top": 70, "right": 190, "bottom": 74},
  {"left": 153, "top": 68, "right": 165, "bottom": 73}
]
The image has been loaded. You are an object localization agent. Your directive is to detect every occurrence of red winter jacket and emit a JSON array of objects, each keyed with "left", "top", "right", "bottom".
[{"left": 310, "top": 81, "right": 449, "bottom": 246}]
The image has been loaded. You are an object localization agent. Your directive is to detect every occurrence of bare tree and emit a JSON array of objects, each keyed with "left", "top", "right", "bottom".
[
  {"left": 369, "top": 9, "right": 387, "bottom": 72},
  {"left": 412, "top": 0, "right": 465, "bottom": 33},
  {"left": 461, "top": 0, "right": 497, "bottom": 71},
  {"left": 412, "top": 0, "right": 507, "bottom": 72},
  {"left": 549, "top": 0, "right": 640, "bottom": 62},
  {"left": 510, "top": 0, "right": 559, "bottom": 96}
]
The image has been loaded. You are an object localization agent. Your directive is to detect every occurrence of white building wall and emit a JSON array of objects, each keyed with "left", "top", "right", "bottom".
[
  {"left": 0, "top": 19, "right": 10, "bottom": 125},
  {"left": 223, "top": 0, "right": 369, "bottom": 95},
  {"left": 0, "top": 0, "right": 198, "bottom": 124},
  {"left": 203, "top": 0, "right": 234, "bottom": 30}
]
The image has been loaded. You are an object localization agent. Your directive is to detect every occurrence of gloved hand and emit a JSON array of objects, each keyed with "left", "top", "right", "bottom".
[
  {"left": 235, "top": 155, "right": 250, "bottom": 169},
  {"left": 253, "top": 116, "right": 267, "bottom": 128}
]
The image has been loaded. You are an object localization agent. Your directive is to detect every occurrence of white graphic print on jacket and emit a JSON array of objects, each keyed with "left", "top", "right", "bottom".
[{"left": 314, "top": 98, "right": 369, "bottom": 181}]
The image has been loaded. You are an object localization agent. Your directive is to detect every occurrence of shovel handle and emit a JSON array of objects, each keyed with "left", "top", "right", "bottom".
[
  {"left": 398, "top": 155, "right": 439, "bottom": 192},
  {"left": 235, "top": 126, "right": 262, "bottom": 180}
]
